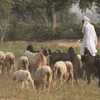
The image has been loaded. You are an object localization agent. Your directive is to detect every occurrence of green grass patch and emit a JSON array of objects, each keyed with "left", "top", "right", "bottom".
[{"left": 0, "top": 41, "right": 100, "bottom": 100}]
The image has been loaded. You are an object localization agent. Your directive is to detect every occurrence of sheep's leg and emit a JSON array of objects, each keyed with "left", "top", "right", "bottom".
[
  {"left": 53, "top": 74, "right": 57, "bottom": 87},
  {"left": 67, "top": 74, "right": 71, "bottom": 83},
  {"left": 13, "top": 64, "right": 15, "bottom": 72},
  {"left": 7, "top": 69, "right": 10, "bottom": 76},
  {"left": 74, "top": 71, "right": 78, "bottom": 85},
  {"left": 42, "top": 84, "right": 45, "bottom": 92},
  {"left": 98, "top": 79, "right": 100, "bottom": 87},
  {"left": 70, "top": 72, "right": 74, "bottom": 86},
  {"left": 98, "top": 68, "right": 100, "bottom": 87},
  {"left": 87, "top": 72, "right": 91, "bottom": 84},
  {"left": 0, "top": 65, "right": 2, "bottom": 74},
  {"left": 60, "top": 74, "right": 63, "bottom": 85},
  {"left": 46, "top": 83, "right": 50, "bottom": 94},
  {"left": 21, "top": 81, "right": 24, "bottom": 90},
  {"left": 15, "top": 80, "right": 19, "bottom": 89},
  {"left": 53, "top": 79, "right": 56, "bottom": 87},
  {"left": 63, "top": 73, "right": 67, "bottom": 83},
  {"left": 1, "top": 64, "right": 5, "bottom": 75},
  {"left": 83, "top": 70, "right": 87, "bottom": 81},
  {"left": 24, "top": 81, "right": 29, "bottom": 90},
  {"left": 7, "top": 66, "right": 11, "bottom": 76},
  {"left": 29, "top": 79, "right": 35, "bottom": 90}
]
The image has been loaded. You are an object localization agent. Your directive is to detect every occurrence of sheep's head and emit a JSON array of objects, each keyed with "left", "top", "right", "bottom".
[
  {"left": 27, "top": 44, "right": 34, "bottom": 52},
  {"left": 68, "top": 47, "right": 74, "bottom": 54},
  {"left": 81, "top": 55, "right": 89, "bottom": 63}
]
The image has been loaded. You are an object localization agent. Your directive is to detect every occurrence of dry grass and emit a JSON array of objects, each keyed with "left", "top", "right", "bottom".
[
  {"left": 0, "top": 39, "right": 100, "bottom": 100},
  {"left": 0, "top": 76, "right": 99, "bottom": 100}
]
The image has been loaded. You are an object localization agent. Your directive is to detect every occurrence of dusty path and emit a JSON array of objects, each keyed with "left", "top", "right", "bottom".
[{"left": 40, "top": 39, "right": 82, "bottom": 48}]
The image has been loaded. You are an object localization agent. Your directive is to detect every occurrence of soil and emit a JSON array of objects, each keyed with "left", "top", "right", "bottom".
[{"left": 40, "top": 39, "right": 82, "bottom": 48}]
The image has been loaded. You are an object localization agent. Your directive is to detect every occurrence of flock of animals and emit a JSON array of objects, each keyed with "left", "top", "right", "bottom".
[{"left": 0, "top": 43, "right": 100, "bottom": 94}]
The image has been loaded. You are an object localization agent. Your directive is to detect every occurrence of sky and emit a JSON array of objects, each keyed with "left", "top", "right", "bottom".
[{"left": 71, "top": 4, "right": 99, "bottom": 22}]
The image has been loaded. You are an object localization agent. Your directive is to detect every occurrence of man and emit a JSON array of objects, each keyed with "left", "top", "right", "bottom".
[{"left": 80, "top": 16, "right": 98, "bottom": 56}]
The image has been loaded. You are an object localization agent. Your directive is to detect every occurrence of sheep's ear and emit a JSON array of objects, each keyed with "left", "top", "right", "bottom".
[
  {"left": 39, "top": 49, "right": 43, "bottom": 54},
  {"left": 48, "top": 49, "right": 51, "bottom": 54}
]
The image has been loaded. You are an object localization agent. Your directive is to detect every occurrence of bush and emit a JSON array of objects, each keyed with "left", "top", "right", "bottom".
[{"left": 4, "top": 20, "right": 100, "bottom": 42}]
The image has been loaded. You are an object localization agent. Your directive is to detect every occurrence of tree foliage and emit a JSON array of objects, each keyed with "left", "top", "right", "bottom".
[{"left": 0, "top": 0, "right": 100, "bottom": 41}]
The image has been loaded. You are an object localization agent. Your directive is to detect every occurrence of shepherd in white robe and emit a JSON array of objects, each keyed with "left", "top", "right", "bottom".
[{"left": 80, "top": 16, "right": 98, "bottom": 56}]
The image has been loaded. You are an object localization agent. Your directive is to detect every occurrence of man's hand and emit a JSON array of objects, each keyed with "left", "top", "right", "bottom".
[
  {"left": 85, "top": 47, "right": 88, "bottom": 50},
  {"left": 96, "top": 44, "right": 98, "bottom": 49}
]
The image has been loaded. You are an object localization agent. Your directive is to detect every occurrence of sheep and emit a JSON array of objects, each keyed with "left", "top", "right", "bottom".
[
  {"left": 77, "top": 54, "right": 83, "bottom": 78},
  {"left": 0, "top": 51, "right": 5, "bottom": 74},
  {"left": 77, "top": 54, "right": 82, "bottom": 68},
  {"left": 23, "top": 50, "right": 47, "bottom": 78},
  {"left": 53, "top": 61, "right": 69, "bottom": 86},
  {"left": 26, "top": 44, "right": 39, "bottom": 53},
  {"left": 64, "top": 61, "right": 74, "bottom": 86},
  {"left": 17, "top": 56, "right": 29, "bottom": 70},
  {"left": 13, "top": 70, "right": 34, "bottom": 90},
  {"left": 34, "top": 65, "right": 52, "bottom": 93},
  {"left": 46, "top": 55, "right": 50, "bottom": 66},
  {"left": 81, "top": 48, "right": 97, "bottom": 84},
  {"left": 2, "top": 52, "right": 15, "bottom": 75}
]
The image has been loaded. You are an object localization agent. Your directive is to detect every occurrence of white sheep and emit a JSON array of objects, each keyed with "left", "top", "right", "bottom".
[
  {"left": 17, "top": 56, "right": 29, "bottom": 70},
  {"left": 0, "top": 51, "right": 5, "bottom": 74},
  {"left": 46, "top": 55, "right": 50, "bottom": 66},
  {"left": 53, "top": 61, "right": 69, "bottom": 86},
  {"left": 23, "top": 50, "right": 47, "bottom": 77},
  {"left": 2, "top": 52, "right": 15, "bottom": 75},
  {"left": 34, "top": 65, "right": 52, "bottom": 93},
  {"left": 64, "top": 61, "right": 74, "bottom": 86},
  {"left": 13, "top": 70, "right": 34, "bottom": 90},
  {"left": 77, "top": 54, "right": 82, "bottom": 68}
]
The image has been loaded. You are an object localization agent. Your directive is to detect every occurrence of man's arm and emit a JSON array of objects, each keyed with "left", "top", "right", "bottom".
[{"left": 84, "top": 26, "right": 90, "bottom": 49}]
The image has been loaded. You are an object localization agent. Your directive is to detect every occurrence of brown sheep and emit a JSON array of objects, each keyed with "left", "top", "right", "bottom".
[
  {"left": 0, "top": 51, "right": 5, "bottom": 74},
  {"left": 34, "top": 65, "right": 52, "bottom": 93},
  {"left": 2, "top": 52, "right": 15, "bottom": 76},
  {"left": 64, "top": 61, "right": 74, "bottom": 86},
  {"left": 17, "top": 56, "right": 29, "bottom": 70},
  {"left": 23, "top": 50, "right": 47, "bottom": 78},
  {"left": 53, "top": 61, "right": 69, "bottom": 86}
]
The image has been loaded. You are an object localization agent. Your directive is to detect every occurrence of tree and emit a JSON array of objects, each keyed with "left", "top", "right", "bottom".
[
  {"left": 0, "top": 0, "right": 13, "bottom": 42},
  {"left": 12, "top": 0, "right": 100, "bottom": 29},
  {"left": 94, "top": 0, "right": 100, "bottom": 19},
  {"left": 12, "top": 0, "right": 77, "bottom": 29},
  {"left": 33, "top": 0, "right": 77, "bottom": 29},
  {"left": 78, "top": 0, "right": 100, "bottom": 13}
]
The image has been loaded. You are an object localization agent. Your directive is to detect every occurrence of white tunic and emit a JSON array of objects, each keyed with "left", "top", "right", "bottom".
[{"left": 80, "top": 23, "right": 98, "bottom": 56}]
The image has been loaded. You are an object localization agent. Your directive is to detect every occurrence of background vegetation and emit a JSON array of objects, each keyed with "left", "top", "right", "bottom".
[{"left": 0, "top": 0, "right": 100, "bottom": 42}]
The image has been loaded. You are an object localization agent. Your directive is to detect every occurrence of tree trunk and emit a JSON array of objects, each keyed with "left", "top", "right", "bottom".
[
  {"left": 1, "top": 12, "right": 10, "bottom": 42},
  {"left": 37, "top": 10, "right": 49, "bottom": 26},
  {"left": 0, "top": 24, "right": 8, "bottom": 42},
  {"left": 50, "top": 3, "right": 56, "bottom": 29}
]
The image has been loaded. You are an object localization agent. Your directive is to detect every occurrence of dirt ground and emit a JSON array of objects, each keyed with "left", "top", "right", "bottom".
[
  {"left": 0, "top": 99, "right": 26, "bottom": 100},
  {"left": 40, "top": 39, "right": 82, "bottom": 48},
  {"left": 5, "top": 39, "right": 100, "bottom": 49},
  {"left": 41, "top": 39, "right": 100, "bottom": 49}
]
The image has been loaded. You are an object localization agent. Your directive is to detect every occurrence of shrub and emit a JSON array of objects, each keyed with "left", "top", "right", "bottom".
[{"left": 4, "top": 20, "right": 100, "bottom": 42}]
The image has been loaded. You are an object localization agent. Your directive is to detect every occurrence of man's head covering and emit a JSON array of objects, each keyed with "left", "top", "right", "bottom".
[
  {"left": 82, "top": 16, "right": 91, "bottom": 33},
  {"left": 82, "top": 16, "right": 90, "bottom": 22}
]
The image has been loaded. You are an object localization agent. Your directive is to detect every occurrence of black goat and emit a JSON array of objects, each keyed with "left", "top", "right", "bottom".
[{"left": 81, "top": 48, "right": 97, "bottom": 84}]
